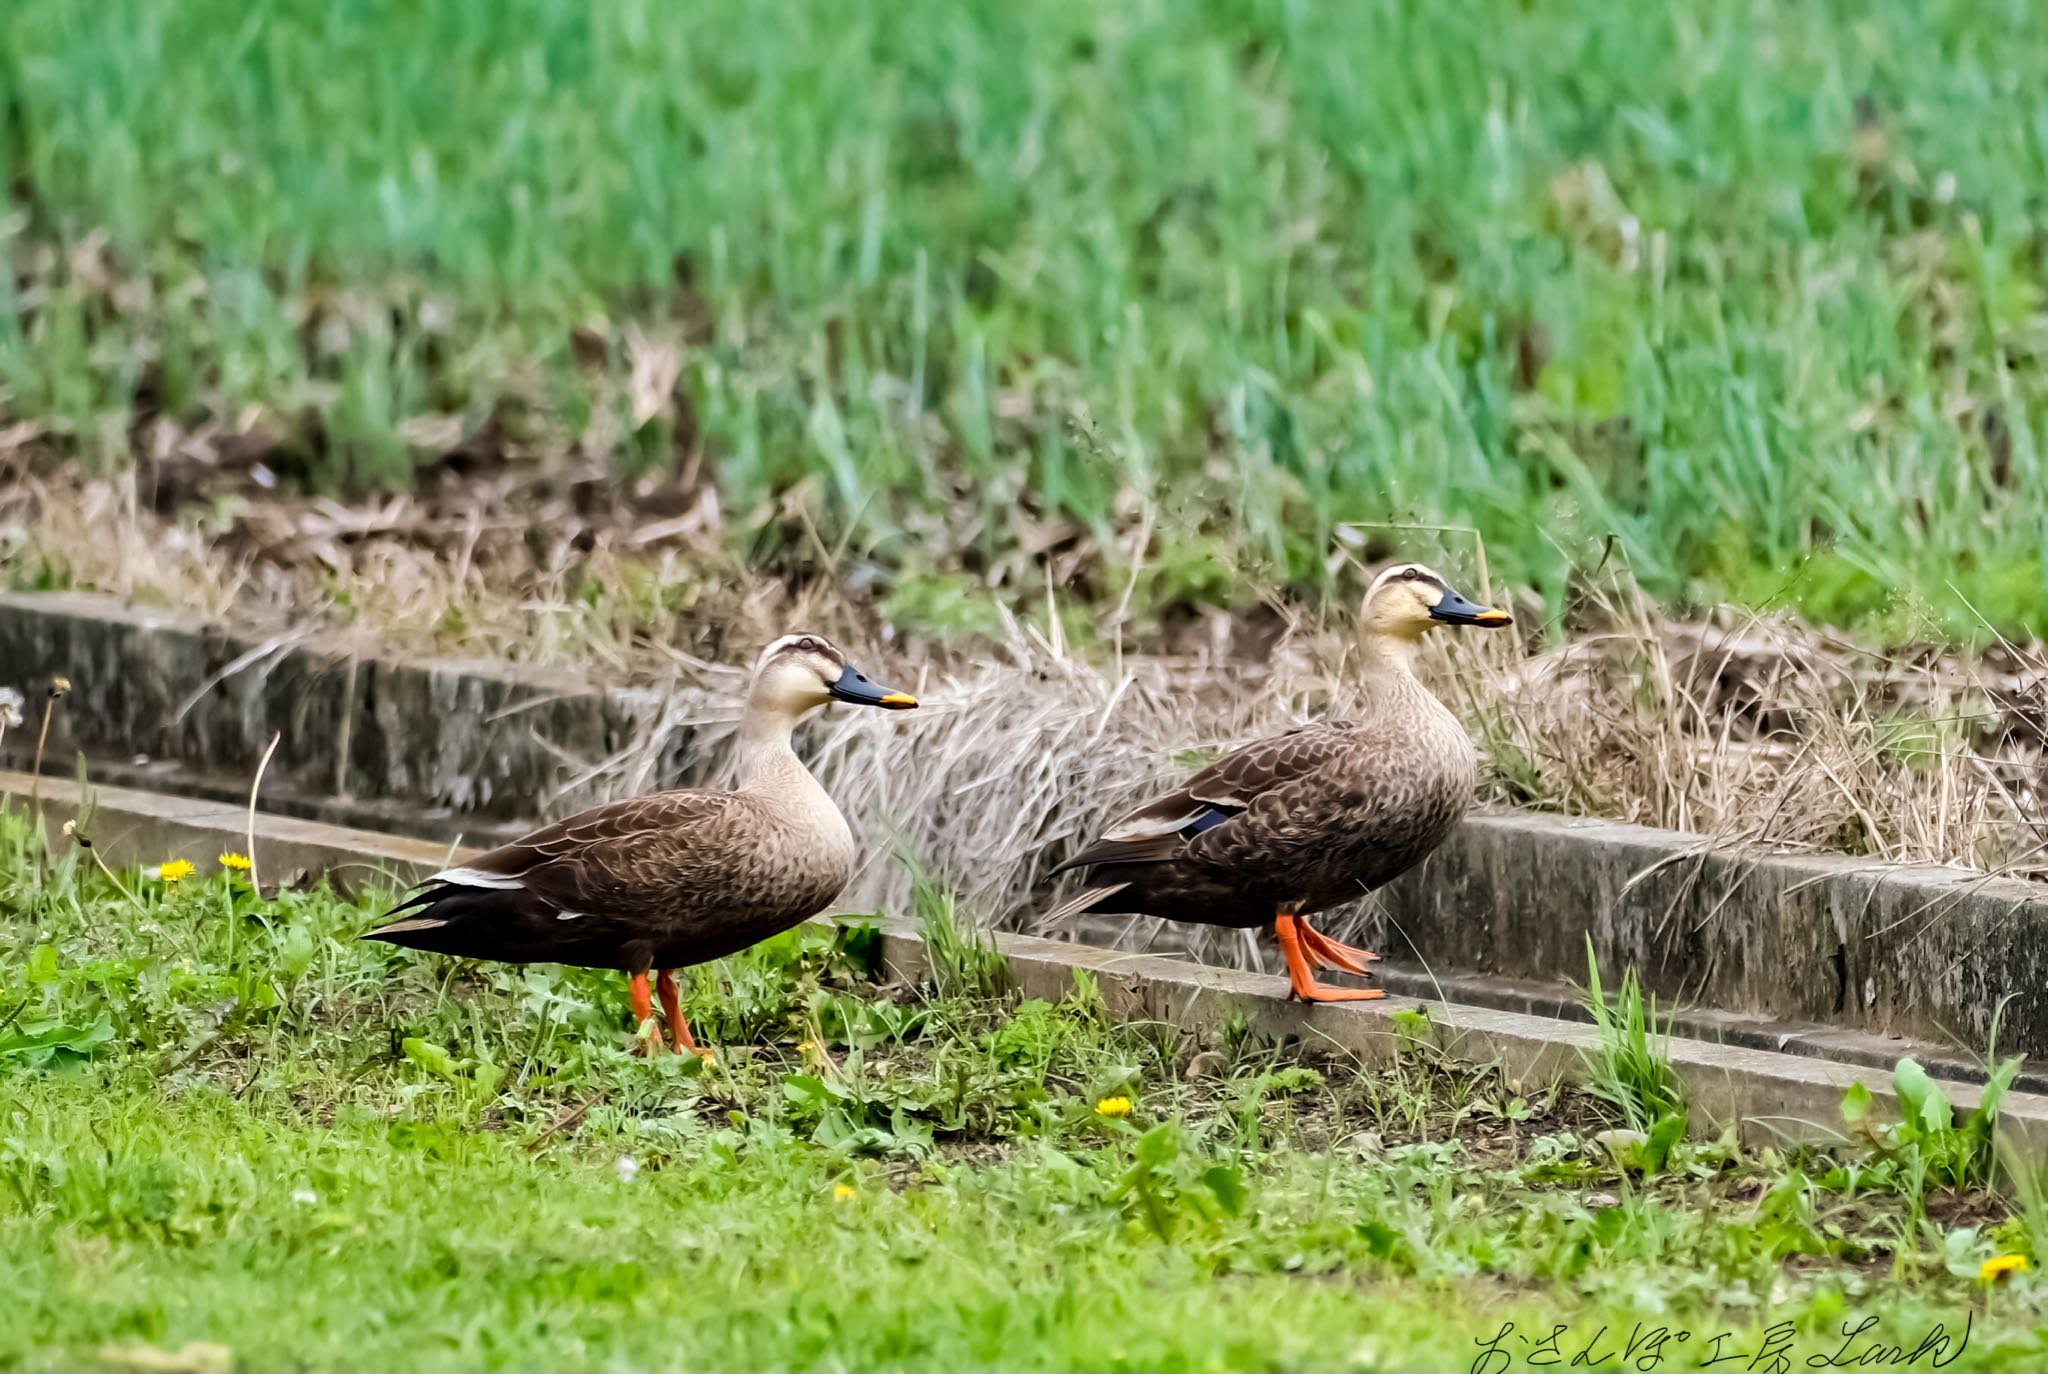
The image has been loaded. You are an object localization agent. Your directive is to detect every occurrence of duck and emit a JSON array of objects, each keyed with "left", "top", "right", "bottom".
[
  {"left": 1047, "top": 563, "right": 1510, "bottom": 1002},
  {"left": 364, "top": 634, "right": 918, "bottom": 1054}
]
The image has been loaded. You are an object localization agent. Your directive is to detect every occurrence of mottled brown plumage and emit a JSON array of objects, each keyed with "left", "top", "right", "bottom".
[
  {"left": 1049, "top": 563, "right": 1511, "bottom": 1001},
  {"left": 365, "top": 633, "right": 918, "bottom": 1052}
]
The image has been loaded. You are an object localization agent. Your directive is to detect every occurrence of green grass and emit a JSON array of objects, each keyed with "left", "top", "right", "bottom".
[
  {"left": 3, "top": 811, "right": 2048, "bottom": 1370},
  {"left": 1580, "top": 943, "right": 1686, "bottom": 1138},
  {"left": 6, "top": 0, "right": 2048, "bottom": 637}
]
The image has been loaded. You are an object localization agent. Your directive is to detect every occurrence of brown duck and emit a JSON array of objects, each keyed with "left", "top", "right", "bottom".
[
  {"left": 365, "top": 634, "right": 917, "bottom": 1054},
  {"left": 1048, "top": 563, "right": 1510, "bottom": 1001}
]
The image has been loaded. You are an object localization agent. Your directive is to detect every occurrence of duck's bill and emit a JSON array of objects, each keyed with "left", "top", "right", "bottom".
[
  {"left": 828, "top": 663, "right": 919, "bottom": 709},
  {"left": 1429, "top": 589, "right": 1513, "bottom": 628}
]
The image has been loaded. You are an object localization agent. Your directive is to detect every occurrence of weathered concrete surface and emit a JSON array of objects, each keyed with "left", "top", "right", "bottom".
[
  {"left": 1371, "top": 812, "right": 2048, "bottom": 1062},
  {"left": 1, "top": 769, "right": 468, "bottom": 894},
  {"left": 28, "top": 749, "right": 538, "bottom": 848},
  {"left": 868, "top": 922, "right": 2048, "bottom": 1153},
  {"left": 0, "top": 590, "right": 701, "bottom": 825},
  {"left": 1366, "top": 962, "right": 2047, "bottom": 1094},
  {"left": 7, "top": 769, "right": 2043, "bottom": 1153}
]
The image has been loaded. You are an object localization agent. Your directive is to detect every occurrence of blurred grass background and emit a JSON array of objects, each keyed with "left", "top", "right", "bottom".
[{"left": 4, "top": 0, "right": 2047, "bottom": 636}]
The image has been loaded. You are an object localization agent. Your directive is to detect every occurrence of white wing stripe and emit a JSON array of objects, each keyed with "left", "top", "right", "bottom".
[
  {"left": 1105, "top": 809, "right": 1209, "bottom": 841},
  {"left": 429, "top": 867, "right": 527, "bottom": 890}
]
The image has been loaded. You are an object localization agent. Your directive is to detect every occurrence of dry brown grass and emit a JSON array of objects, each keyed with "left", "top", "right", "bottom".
[
  {"left": 595, "top": 579, "right": 2048, "bottom": 976},
  {"left": 7, "top": 466, "right": 2047, "bottom": 948},
  {"left": 1456, "top": 585, "right": 2048, "bottom": 882},
  {"left": 2, "top": 462, "right": 836, "bottom": 670}
]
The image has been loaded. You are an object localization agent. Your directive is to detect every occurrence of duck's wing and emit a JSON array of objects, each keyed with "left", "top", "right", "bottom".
[
  {"left": 1053, "top": 724, "right": 1358, "bottom": 872},
  {"left": 366, "top": 790, "right": 752, "bottom": 945},
  {"left": 1177, "top": 741, "right": 1386, "bottom": 875}
]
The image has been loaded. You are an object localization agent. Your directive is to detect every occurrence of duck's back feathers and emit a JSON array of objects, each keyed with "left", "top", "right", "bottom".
[
  {"left": 1052, "top": 723, "right": 1357, "bottom": 875},
  {"left": 365, "top": 788, "right": 844, "bottom": 971},
  {"left": 448, "top": 790, "right": 753, "bottom": 914},
  {"left": 1048, "top": 714, "right": 1473, "bottom": 928}
]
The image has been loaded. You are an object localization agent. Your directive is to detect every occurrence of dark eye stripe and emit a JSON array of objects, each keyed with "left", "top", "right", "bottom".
[{"left": 1384, "top": 566, "right": 1445, "bottom": 592}]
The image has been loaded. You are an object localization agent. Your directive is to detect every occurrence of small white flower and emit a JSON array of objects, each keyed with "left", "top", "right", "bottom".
[
  {"left": 614, "top": 1156, "right": 641, "bottom": 1183},
  {"left": 291, "top": 1189, "right": 319, "bottom": 1206},
  {"left": 0, "top": 687, "right": 23, "bottom": 729}
]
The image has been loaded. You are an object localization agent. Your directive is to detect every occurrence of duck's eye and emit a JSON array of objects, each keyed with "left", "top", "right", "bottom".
[{"left": 1401, "top": 568, "right": 1419, "bottom": 581}]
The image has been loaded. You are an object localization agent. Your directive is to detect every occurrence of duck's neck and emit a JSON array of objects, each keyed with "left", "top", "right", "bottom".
[
  {"left": 734, "top": 698, "right": 809, "bottom": 789},
  {"left": 1357, "top": 626, "right": 1422, "bottom": 682},
  {"left": 1354, "top": 628, "right": 1447, "bottom": 719},
  {"left": 731, "top": 695, "right": 850, "bottom": 848}
]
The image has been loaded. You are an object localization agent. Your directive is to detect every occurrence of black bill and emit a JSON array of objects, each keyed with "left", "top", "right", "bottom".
[
  {"left": 1428, "top": 587, "right": 1513, "bottom": 627},
  {"left": 828, "top": 663, "right": 919, "bottom": 709}
]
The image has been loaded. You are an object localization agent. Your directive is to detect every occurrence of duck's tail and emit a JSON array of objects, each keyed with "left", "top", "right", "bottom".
[
  {"left": 362, "top": 881, "right": 567, "bottom": 963},
  {"left": 1034, "top": 880, "right": 1131, "bottom": 933}
]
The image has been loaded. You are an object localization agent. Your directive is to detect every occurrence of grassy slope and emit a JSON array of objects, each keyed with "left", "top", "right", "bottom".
[
  {"left": 1, "top": 814, "right": 2045, "bottom": 1371},
  {"left": 5, "top": 0, "right": 2048, "bottom": 636}
]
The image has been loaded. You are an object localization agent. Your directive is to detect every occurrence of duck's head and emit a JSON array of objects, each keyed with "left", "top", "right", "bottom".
[
  {"left": 749, "top": 633, "right": 919, "bottom": 718},
  {"left": 1362, "top": 563, "right": 1512, "bottom": 641}
]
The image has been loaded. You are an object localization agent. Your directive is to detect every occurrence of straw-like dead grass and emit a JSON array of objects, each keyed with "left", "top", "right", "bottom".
[
  {"left": 786, "top": 588, "right": 2048, "bottom": 964},
  {"left": 1460, "top": 588, "right": 2048, "bottom": 880},
  {"left": 7, "top": 466, "right": 2047, "bottom": 946}
]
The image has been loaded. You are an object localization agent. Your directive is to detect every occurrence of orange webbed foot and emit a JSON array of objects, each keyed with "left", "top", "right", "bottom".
[
  {"left": 1298, "top": 920, "right": 1380, "bottom": 975},
  {"left": 656, "top": 969, "right": 716, "bottom": 1063},
  {"left": 1275, "top": 915, "right": 1387, "bottom": 1003},
  {"left": 626, "top": 970, "right": 670, "bottom": 1054}
]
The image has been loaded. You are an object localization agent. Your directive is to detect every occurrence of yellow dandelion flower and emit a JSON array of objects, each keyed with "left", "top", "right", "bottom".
[
  {"left": 1982, "top": 1254, "right": 2030, "bottom": 1282},
  {"left": 218, "top": 852, "right": 253, "bottom": 872},
  {"left": 796, "top": 1040, "right": 819, "bottom": 1056},
  {"left": 1094, "top": 1095, "right": 1133, "bottom": 1118},
  {"left": 832, "top": 1184, "right": 858, "bottom": 1201},
  {"left": 158, "top": 860, "right": 196, "bottom": 883}
]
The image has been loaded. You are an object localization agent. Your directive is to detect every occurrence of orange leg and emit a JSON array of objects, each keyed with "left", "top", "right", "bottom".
[
  {"left": 1298, "top": 920, "right": 1379, "bottom": 975},
  {"left": 655, "top": 969, "right": 710, "bottom": 1059},
  {"left": 626, "top": 970, "right": 661, "bottom": 1052},
  {"left": 1275, "top": 915, "right": 1385, "bottom": 1002}
]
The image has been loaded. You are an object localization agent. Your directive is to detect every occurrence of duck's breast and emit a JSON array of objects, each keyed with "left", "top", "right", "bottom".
[
  {"left": 1307, "top": 725, "right": 1477, "bottom": 905},
  {"left": 649, "top": 786, "right": 856, "bottom": 965}
]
